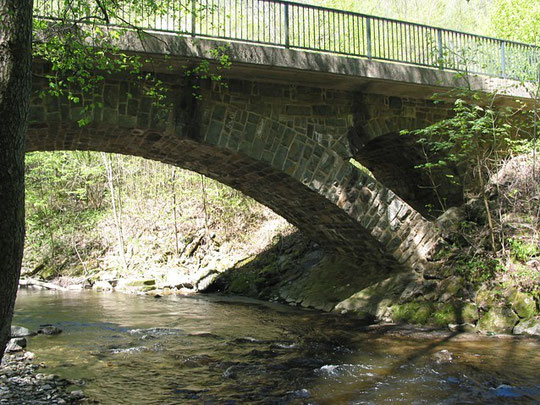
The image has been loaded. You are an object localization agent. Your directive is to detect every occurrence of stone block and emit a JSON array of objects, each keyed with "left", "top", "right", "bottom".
[{"left": 285, "top": 105, "right": 311, "bottom": 116}]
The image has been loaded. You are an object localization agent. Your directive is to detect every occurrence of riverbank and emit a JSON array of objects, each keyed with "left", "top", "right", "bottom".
[
  {"left": 0, "top": 351, "right": 87, "bottom": 404},
  {"left": 203, "top": 231, "right": 540, "bottom": 337},
  {"left": 19, "top": 225, "right": 539, "bottom": 338},
  {"left": 203, "top": 153, "right": 540, "bottom": 337}
]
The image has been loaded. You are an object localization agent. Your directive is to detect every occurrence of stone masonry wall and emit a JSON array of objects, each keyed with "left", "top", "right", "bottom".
[{"left": 27, "top": 65, "right": 445, "bottom": 275}]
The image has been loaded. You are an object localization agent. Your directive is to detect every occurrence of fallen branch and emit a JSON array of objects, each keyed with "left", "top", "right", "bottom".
[{"left": 19, "top": 278, "right": 67, "bottom": 291}]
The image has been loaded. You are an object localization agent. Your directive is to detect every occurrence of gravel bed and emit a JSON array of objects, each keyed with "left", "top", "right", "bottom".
[{"left": 0, "top": 351, "right": 88, "bottom": 404}]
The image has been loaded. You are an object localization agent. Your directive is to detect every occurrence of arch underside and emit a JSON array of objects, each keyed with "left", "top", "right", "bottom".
[
  {"left": 355, "top": 132, "right": 463, "bottom": 215},
  {"left": 27, "top": 122, "right": 402, "bottom": 273}
]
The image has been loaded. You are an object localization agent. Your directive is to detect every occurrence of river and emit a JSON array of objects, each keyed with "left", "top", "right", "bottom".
[{"left": 12, "top": 289, "right": 540, "bottom": 404}]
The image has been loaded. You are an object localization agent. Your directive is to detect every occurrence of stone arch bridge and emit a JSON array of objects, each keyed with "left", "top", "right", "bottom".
[{"left": 26, "top": 33, "right": 533, "bottom": 276}]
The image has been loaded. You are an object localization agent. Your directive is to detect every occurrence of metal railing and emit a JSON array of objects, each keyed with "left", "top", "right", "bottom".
[{"left": 34, "top": 0, "right": 540, "bottom": 81}]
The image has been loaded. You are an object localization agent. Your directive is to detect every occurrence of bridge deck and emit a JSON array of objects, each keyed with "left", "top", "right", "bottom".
[{"left": 34, "top": 0, "right": 539, "bottom": 83}]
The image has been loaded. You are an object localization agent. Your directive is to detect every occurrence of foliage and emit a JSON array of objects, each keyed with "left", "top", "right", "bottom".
[
  {"left": 23, "top": 151, "right": 282, "bottom": 278},
  {"left": 455, "top": 256, "right": 501, "bottom": 284},
  {"left": 184, "top": 44, "right": 232, "bottom": 99},
  {"left": 34, "top": 1, "right": 167, "bottom": 125},
  {"left": 402, "top": 87, "right": 536, "bottom": 250},
  {"left": 403, "top": 91, "right": 531, "bottom": 196},
  {"left": 25, "top": 152, "right": 106, "bottom": 276},
  {"left": 33, "top": 0, "right": 230, "bottom": 124},
  {"left": 490, "top": 0, "right": 540, "bottom": 45},
  {"left": 309, "top": 0, "right": 492, "bottom": 35},
  {"left": 508, "top": 238, "right": 539, "bottom": 263}
]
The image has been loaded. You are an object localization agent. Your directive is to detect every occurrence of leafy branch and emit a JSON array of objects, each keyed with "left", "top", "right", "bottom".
[{"left": 402, "top": 88, "right": 536, "bottom": 252}]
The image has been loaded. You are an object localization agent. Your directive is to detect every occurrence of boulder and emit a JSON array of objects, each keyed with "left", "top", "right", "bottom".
[
  {"left": 513, "top": 318, "right": 540, "bottom": 336},
  {"left": 464, "top": 198, "right": 487, "bottom": 224},
  {"left": 70, "top": 391, "right": 85, "bottom": 400},
  {"left": 196, "top": 271, "right": 220, "bottom": 292},
  {"left": 131, "top": 279, "right": 156, "bottom": 287},
  {"left": 477, "top": 307, "right": 518, "bottom": 334},
  {"left": 461, "top": 303, "right": 479, "bottom": 324},
  {"left": 334, "top": 273, "right": 419, "bottom": 319},
  {"left": 475, "top": 285, "right": 495, "bottom": 309},
  {"left": 390, "top": 302, "right": 435, "bottom": 324},
  {"left": 37, "top": 325, "right": 62, "bottom": 335},
  {"left": 162, "top": 269, "right": 193, "bottom": 289},
  {"left": 436, "top": 276, "right": 465, "bottom": 302},
  {"left": 448, "top": 323, "right": 476, "bottom": 333},
  {"left": 436, "top": 207, "right": 466, "bottom": 234},
  {"left": 93, "top": 280, "right": 113, "bottom": 291},
  {"left": 433, "top": 349, "right": 453, "bottom": 364},
  {"left": 6, "top": 339, "right": 24, "bottom": 353},
  {"left": 117, "top": 278, "right": 156, "bottom": 290},
  {"left": 430, "top": 302, "right": 478, "bottom": 327},
  {"left": 508, "top": 291, "right": 537, "bottom": 319},
  {"left": 10, "top": 325, "right": 35, "bottom": 338},
  {"left": 10, "top": 337, "right": 27, "bottom": 348}
]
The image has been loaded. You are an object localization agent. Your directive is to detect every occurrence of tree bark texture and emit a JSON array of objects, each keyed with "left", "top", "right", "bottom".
[{"left": 0, "top": 0, "right": 32, "bottom": 359}]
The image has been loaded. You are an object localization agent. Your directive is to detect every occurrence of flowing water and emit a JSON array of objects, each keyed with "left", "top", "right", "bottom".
[{"left": 12, "top": 289, "right": 540, "bottom": 404}]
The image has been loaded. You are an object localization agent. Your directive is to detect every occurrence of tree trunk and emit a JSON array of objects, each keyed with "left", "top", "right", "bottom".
[
  {"left": 171, "top": 167, "right": 180, "bottom": 256},
  {"left": 0, "top": 0, "right": 33, "bottom": 359},
  {"left": 101, "top": 152, "right": 128, "bottom": 272},
  {"left": 200, "top": 174, "right": 209, "bottom": 239}
]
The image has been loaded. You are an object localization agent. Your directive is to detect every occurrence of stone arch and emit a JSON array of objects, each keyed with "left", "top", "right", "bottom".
[
  {"left": 27, "top": 72, "right": 441, "bottom": 275},
  {"left": 347, "top": 93, "right": 458, "bottom": 214}
]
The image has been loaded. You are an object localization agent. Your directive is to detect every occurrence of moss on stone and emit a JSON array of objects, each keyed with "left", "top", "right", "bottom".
[
  {"left": 425, "top": 302, "right": 479, "bottom": 327},
  {"left": 431, "top": 303, "right": 458, "bottom": 327},
  {"left": 461, "top": 303, "right": 479, "bottom": 323},
  {"left": 126, "top": 279, "right": 155, "bottom": 287},
  {"left": 333, "top": 273, "right": 418, "bottom": 318},
  {"left": 477, "top": 307, "right": 519, "bottom": 334},
  {"left": 475, "top": 285, "right": 496, "bottom": 309},
  {"left": 391, "top": 302, "right": 434, "bottom": 324},
  {"left": 39, "top": 267, "right": 57, "bottom": 281},
  {"left": 227, "top": 271, "right": 261, "bottom": 295},
  {"left": 509, "top": 291, "right": 537, "bottom": 318},
  {"left": 513, "top": 317, "right": 540, "bottom": 336},
  {"left": 234, "top": 255, "right": 256, "bottom": 269}
]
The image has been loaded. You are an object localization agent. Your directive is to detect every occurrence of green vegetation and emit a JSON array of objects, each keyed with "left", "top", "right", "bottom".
[
  {"left": 306, "top": 0, "right": 538, "bottom": 45},
  {"left": 407, "top": 98, "right": 539, "bottom": 293},
  {"left": 455, "top": 257, "right": 502, "bottom": 284},
  {"left": 391, "top": 302, "right": 434, "bottom": 324},
  {"left": 396, "top": 0, "right": 538, "bottom": 296},
  {"left": 508, "top": 238, "right": 539, "bottom": 263},
  {"left": 490, "top": 0, "right": 540, "bottom": 44},
  {"left": 25, "top": 152, "right": 106, "bottom": 278},
  {"left": 33, "top": 0, "right": 231, "bottom": 125},
  {"left": 23, "top": 152, "right": 289, "bottom": 281}
]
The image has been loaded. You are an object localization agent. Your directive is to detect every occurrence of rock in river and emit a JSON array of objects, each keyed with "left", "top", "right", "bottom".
[
  {"left": 11, "top": 325, "right": 35, "bottom": 338},
  {"left": 38, "top": 325, "right": 62, "bottom": 335}
]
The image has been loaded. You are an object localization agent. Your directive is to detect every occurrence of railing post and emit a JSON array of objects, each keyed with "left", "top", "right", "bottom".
[
  {"left": 501, "top": 41, "right": 506, "bottom": 77},
  {"left": 366, "top": 17, "right": 372, "bottom": 59},
  {"left": 437, "top": 28, "right": 444, "bottom": 69},
  {"left": 284, "top": 2, "right": 290, "bottom": 48},
  {"left": 191, "top": 0, "right": 197, "bottom": 37}
]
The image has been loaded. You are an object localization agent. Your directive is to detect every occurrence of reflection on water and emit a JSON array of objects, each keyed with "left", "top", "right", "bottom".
[{"left": 13, "top": 289, "right": 540, "bottom": 404}]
